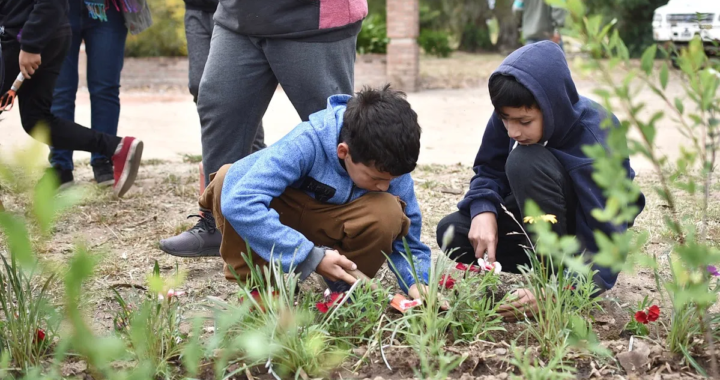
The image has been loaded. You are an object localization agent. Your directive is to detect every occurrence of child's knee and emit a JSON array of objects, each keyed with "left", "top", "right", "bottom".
[
  {"left": 505, "top": 144, "right": 561, "bottom": 182},
  {"left": 361, "top": 193, "right": 408, "bottom": 238}
]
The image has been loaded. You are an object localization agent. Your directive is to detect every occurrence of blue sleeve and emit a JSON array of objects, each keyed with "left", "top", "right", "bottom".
[
  {"left": 220, "top": 137, "right": 315, "bottom": 274},
  {"left": 458, "top": 115, "right": 512, "bottom": 218},
  {"left": 389, "top": 176, "right": 431, "bottom": 293}
]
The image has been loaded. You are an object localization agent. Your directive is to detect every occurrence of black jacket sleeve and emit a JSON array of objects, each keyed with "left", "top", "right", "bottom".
[{"left": 19, "top": 0, "right": 64, "bottom": 54}]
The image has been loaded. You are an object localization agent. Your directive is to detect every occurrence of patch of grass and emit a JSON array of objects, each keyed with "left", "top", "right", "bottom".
[
  {"left": 141, "top": 159, "right": 168, "bottom": 167},
  {"left": 181, "top": 154, "right": 203, "bottom": 164}
]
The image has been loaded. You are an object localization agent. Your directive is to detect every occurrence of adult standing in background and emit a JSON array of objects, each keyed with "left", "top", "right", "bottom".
[
  {"left": 516, "top": 0, "right": 566, "bottom": 49},
  {"left": 49, "top": 0, "right": 149, "bottom": 188},
  {"left": 160, "top": 0, "right": 368, "bottom": 258},
  {"left": 182, "top": 0, "right": 265, "bottom": 153}
]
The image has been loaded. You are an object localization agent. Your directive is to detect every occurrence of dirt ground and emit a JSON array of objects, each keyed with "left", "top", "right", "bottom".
[{"left": 1, "top": 157, "right": 717, "bottom": 379}]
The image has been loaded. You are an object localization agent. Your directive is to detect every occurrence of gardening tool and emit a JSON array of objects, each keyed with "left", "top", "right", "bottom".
[{"left": 0, "top": 73, "right": 25, "bottom": 112}]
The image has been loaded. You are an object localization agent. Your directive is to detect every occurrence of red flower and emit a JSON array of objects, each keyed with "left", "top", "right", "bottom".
[
  {"left": 316, "top": 292, "right": 344, "bottom": 314},
  {"left": 439, "top": 275, "right": 456, "bottom": 289},
  {"left": 34, "top": 328, "right": 46, "bottom": 344},
  {"left": 635, "top": 310, "right": 649, "bottom": 324},
  {"left": 455, "top": 263, "right": 481, "bottom": 273},
  {"left": 647, "top": 305, "right": 660, "bottom": 322}
]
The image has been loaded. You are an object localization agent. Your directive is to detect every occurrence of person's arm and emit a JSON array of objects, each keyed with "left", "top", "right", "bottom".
[
  {"left": 220, "top": 135, "right": 321, "bottom": 280},
  {"left": 458, "top": 115, "right": 511, "bottom": 220},
  {"left": 551, "top": 6, "right": 567, "bottom": 29},
  {"left": 20, "top": 0, "right": 64, "bottom": 54},
  {"left": 387, "top": 176, "right": 431, "bottom": 294}
]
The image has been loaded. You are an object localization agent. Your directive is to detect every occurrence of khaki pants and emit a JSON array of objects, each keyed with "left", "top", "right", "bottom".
[{"left": 200, "top": 165, "right": 412, "bottom": 282}]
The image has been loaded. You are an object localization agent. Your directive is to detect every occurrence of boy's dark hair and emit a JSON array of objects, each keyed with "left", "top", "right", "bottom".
[
  {"left": 340, "top": 84, "right": 421, "bottom": 176},
  {"left": 489, "top": 74, "right": 538, "bottom": 112}
]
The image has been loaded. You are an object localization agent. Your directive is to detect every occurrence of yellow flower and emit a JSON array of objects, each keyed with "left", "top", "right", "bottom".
[
  {"left": 523, "top": 215, "right": 558, "bottom": 224},
  {"left": 541, "top": 215, "right": 558, "bottom": 224}
]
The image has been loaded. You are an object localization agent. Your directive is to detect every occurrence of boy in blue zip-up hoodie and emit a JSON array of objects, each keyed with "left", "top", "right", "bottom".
[
  {"left": 437, "top": 41, "right": 645, "bottom": 320},
  {"left": 192, "top": 86, "right": 431, "bottom": 300}
]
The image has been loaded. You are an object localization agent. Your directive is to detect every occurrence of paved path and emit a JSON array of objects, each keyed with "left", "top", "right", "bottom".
[{"left": 0, "top": 58, "right": 690, "bottom": 174}]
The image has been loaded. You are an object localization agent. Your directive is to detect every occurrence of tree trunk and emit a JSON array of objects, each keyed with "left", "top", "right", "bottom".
[
  {"left": 457, "top": 1, "right": 495, "bottom": 52},
  {"left": 494, "top": 0, "right": 521, "bottom": 54}
]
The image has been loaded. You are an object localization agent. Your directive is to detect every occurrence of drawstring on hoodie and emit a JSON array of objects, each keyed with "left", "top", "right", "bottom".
[{"left": 512, "top": 140, "right": 548, "bottom": 151}]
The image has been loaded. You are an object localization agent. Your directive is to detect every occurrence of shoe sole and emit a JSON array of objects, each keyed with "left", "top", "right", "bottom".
[
  {"left": 114, "top": 139, "right": 144, "bottom": 198},
  {"left": 97, "top": 180, "right": 114, "bottom": 188},
  {"left": 159, "top": 243, "right": 221, "bottom": 258}
]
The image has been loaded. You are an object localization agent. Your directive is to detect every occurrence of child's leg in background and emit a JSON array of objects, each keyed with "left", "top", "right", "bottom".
[
  {"left": 185, "top": 10, "right": 264, "bottom": 163},
  {"left": 197, "top": 166, "right": 409, "bottom": 285},
  {"left": 49, "top": 0, "right": 84, "bottom": 173},
  {"left": 51, "top": 0, "right": 128, "bottom": 171},
  {"left": 0, "top": 37, "right": 120, "bottom": 157}
]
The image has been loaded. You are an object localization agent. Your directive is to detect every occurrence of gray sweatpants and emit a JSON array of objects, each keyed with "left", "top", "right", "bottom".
[
  {"left": 184, "top": 9, "right": 265, "bottom": 160},
  {"left": 197, "top": 24, "right": 356, "bottom": 184}
]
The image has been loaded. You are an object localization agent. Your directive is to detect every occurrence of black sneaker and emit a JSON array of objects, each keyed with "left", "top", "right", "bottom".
[
  {"left": 52, "top": 166, "right": 74, "bottom": 190},
  {"left": 92, "top": 159, "right": 114, "bottom": 187},
  {"left": 159, "top": 211, "right": 222, "bottom": 257}
]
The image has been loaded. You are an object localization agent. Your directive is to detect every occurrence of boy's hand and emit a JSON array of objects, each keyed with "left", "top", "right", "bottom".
[
  {"left": 497, "top": 288, "right": 539, "bottom": 322},
  {"left": 316, "top": 249, "right": 358, "bottom": 286},
  {"left": 469, "top": 212, "right": 498, "bottom": 263},
  {"left": 551, "top": 32, "right": 562, "bottom": 44},
  {"left": 19, "top": 50, "right": 42, "bottom": 79},
  {"left": 408, "top": 284, "right": 450, "bottom": 310}
]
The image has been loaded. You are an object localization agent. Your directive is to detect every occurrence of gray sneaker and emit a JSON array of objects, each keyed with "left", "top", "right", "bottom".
[{"left": 160, "top": 211, "right": 222, "bottom": 257}]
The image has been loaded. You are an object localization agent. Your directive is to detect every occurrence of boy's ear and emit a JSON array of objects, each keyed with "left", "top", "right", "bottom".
[{"left": 337, "top": 142, "right": 350, "bottom": 160}]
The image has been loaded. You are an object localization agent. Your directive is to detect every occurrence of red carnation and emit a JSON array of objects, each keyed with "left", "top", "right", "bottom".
[
  {"left": 439, "top": 275, "right": 456, "bottom": 289},
  {"left": 635, "top": 310, "right": 649, "bottom": 324},
  {"left": 316, "top": 292, "right": 344, "bottom": 314},
  {"left": 455, "top": 263, "right": 481, "bottom": 273},
  {"left": 34, "top": 328, "right": 46, "bottom": 344},
  {"left": 647, "top": 305, "right": 660, "bottom": 322}
]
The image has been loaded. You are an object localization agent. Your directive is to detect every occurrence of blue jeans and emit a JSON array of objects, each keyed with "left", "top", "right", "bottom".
[{"left": 50, "top": 0, "right": 128, "bottom": 170}]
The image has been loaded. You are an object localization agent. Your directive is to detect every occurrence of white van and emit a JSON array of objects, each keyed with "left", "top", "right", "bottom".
[{"left": 653, "top": 0, "right": 720, "bottom": 55}]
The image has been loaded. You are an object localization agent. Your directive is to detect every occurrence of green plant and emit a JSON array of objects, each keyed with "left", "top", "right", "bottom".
[
  {"left": 356, "top": 14, "right": 389, "bottom": 54},
  {"left": 508, "top": 344, "right": 576, "bottom": 380},
  {"left": 551, "top": 0, "right": 720, "bottom": 376},
  {"left": 418, "top": 29, "right": 453, "bottom": 58},
  {"left": 125, "top": 0, "right": 187, "bottom": 57},
  {"left": 112, "top": 262, "right": 188, "bottom": 379},
  {"left": 0, "top": 255, "right": 59, "bottom": 371}
]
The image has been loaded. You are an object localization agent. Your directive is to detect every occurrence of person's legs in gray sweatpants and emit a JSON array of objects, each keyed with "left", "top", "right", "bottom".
[
  {"left": 185, "top": 11, "right": 265, "bottom": 157},
  {"left": 159, "top": 24, "right": 356, "bottom": 258}
]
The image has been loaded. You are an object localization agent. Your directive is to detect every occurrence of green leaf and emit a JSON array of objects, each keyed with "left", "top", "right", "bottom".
[
  {"left": 641, "top": 45, "right": 657, "bottom": 75},
  {"left": 660, "top": 62, "right": 669, "bottom": 89},
  {"left": 674, "top": 97, "right": 685, "bottom": 115},
  {"left": 0, "top": 213, "right": 35, "bottom": 269}
]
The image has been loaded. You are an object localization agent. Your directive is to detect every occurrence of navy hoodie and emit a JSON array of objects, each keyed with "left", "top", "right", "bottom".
[{"left": 458, "top": 41, "right": 646, "bottom": 292}]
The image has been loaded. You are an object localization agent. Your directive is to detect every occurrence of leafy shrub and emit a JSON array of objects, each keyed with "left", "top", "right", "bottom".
[
  {"left": 357, "top": 14, "right": 389, "bottom": 54},
  {"left": 418, "top": 29, "right": 453, "bottom": 58},
  {"left": 125, "top": 0, "right": 187, "bottom": 57}
]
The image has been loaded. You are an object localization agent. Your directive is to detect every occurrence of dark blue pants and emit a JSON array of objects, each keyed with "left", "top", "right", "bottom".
[{"left": 50, "top": 0, "right": 128, "bottom": 170}]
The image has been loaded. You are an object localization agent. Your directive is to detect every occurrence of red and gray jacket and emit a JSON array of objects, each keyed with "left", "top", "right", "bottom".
[{"left": 214, "top": 0, "right": 367, "bottom": 42}]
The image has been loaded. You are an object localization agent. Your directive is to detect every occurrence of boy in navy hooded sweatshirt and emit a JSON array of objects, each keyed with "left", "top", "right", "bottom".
[
  {"left": 186, "top": 85, "right": 432, "bottom": 301},
  {"left": 437, "top": 41, "right": 645, "bottom": 319}
]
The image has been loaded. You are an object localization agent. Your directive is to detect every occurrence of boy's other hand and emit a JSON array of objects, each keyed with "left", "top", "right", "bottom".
[
  {"left": 408, "top": 284, "right": 449, "bottom": 310},
  {"left": 316, "top": 249, "right": 358, "bottom": 285},
  {"left": 469, "top": 212, "right": 498, "bottom": 263},
  {"left": 19, "top": 50, "right": 42, "bottom": 79},
  {"left": 551, "top": 33, "right": 561, "bottom": 44},
  {"left": 497, "top": 288, "right": 539, "bottom": 322}
]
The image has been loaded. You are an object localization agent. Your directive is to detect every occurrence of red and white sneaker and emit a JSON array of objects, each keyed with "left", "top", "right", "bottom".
[{"left": 111, "top": 137, "right": 144, "bottom": 197}]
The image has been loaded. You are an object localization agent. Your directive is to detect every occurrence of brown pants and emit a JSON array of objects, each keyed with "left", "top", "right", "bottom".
[{"left": 200, "top": 165, "right": 412, "bottom": 282}]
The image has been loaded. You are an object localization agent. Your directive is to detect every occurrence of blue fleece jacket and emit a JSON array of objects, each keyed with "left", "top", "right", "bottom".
[
  {"left": 220, "top": 95, "right": 430, "bottom": 292},
  {"left": 458, "top": 41, "right": 646, "bottom": 292}
]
